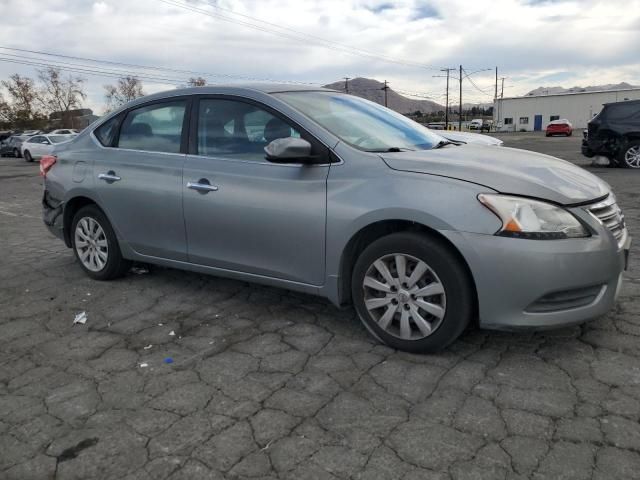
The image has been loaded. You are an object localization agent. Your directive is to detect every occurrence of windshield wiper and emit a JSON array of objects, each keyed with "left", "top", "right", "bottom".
[
  {"left": 433, "top": 140, "right": 462, "bottom": 149},
  {"left": 365, "top": 147, "right": 415, "bottom": 153}
]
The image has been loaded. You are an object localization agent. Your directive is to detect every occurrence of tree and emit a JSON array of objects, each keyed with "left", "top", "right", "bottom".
[
  {"left": 37, "top": 67, "right": 87, "bottom": 127},
  {"left": 0, "top": 74, "right": 46, "bottom": 128},
  {"left": 104, "top": 76, "right": 144, "bottom": 110},
  {"left": 187, "top": 77, "right": 207, "bottom": 87}
]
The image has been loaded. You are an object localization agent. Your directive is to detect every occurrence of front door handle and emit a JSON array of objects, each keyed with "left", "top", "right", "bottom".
[
  {"left": 98, "top": 171, "right": 121, "bottom": 182},
  {"left": 187, "top": 179, "right": 219, "bottom": 193}
]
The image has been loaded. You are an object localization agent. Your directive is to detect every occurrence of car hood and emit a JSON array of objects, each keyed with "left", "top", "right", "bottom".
[
  {"left": 381, "top": 144, "right": 610, "bottom": 205},
  {"left": 431, "top": 129, "right": 503, "bottom": 146}
]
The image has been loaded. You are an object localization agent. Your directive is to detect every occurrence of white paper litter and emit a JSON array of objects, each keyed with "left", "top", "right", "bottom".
[
  {"left": 169, "top": 330, "right": 176, "bottom": 336},
  {"left": 131, "top": 266, "right": 149, "bottom": 275},
  {"left": 143, "top": 344, "right": 153, "bottom": 350},
  {"left": 139, "top": 363, "right": 149, "bottom": 368},
  {"left": 73, "top": 311, "right": 87, "bottom": 325}
]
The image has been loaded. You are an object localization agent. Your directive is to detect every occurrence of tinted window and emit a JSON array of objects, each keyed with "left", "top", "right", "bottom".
[
  {"left": 29, "top": 136, "right": 45, "bottom": 143},
  {"left": 197, "top": 99, "right": 300, "bottom": 161},
  {"left": 94, "top": 114, "right": 122, "bottom": 147},
  {"left": 118, "top": 101, "right": 186, "bottom": 153},
  {"left": 606, "top": 103, "right": 640, "bottom": 122},
  {"left": 50, "top": 135, "right": 71, "bottom": 144}
]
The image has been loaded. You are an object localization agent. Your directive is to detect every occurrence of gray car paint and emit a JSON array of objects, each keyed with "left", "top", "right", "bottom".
[{"left": 44, "top": 85, "right": 628, "bottom": 332}]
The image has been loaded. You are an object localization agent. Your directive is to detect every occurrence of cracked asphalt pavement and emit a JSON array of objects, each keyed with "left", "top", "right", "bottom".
[{"left": 1, "top": 133, "right": 640, "bottom": 479}]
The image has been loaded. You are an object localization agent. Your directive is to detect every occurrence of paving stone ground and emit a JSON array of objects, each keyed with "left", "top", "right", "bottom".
[{"left": 1, "top": 133, "right": 639, "bottom": 479}]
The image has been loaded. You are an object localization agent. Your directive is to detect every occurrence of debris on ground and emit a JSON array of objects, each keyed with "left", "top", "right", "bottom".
[
  {"left": 169, "top": 330, "right": 176, "bottom": 336},
  {"left": 143, "top": 344, "right": 153, "bottom": 350},
  {"left": 164, "top": 357, "right": 174, "bottom": 364},
  {"left": 139, "top": 363, "right": 149, "bottom": 368},
  {"left": 130, "top": 266, "right": 149, "bottom": 275},
  {"left": 73, "top": 311, "right": 87, "bottom": 325}
]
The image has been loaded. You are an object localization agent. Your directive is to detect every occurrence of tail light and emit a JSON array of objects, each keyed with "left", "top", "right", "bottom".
[{"left": 40, "top": 155, "right": 57, "bottom": 178}]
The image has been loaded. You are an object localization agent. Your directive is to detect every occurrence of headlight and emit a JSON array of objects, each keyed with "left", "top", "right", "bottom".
[{"left": 478, "top": 194, "right": 589, "bottom": 239}]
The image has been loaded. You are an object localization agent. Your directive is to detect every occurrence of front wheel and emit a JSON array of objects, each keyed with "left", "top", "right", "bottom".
[
  {"left": 71, "top": 205, "right": 131, "bottom": 280},
  {"left": 13, "top": 148, "right": 19, "bottom": 157},
  {"left": 619, "top": 141, "right": 640, "bottom": 169},
  {"left": 23, "top": 150, "right": 32, "bottom": 162},
  {"left": 351, "top": 232, "right": 474, "bottom": 353}
]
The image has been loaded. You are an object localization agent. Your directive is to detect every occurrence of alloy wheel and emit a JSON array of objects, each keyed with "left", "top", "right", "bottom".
[
  {"left": 624, "top": 146, "right": 640, "bottom": 168},
  {"left": 362, "top": 253, "right": 446, "bottom": 340},
  {"left": 74, "top": 217, "right": 109, "bottom": 272}
]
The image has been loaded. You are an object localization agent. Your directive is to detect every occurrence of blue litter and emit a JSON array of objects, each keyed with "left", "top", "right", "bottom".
[{"left": 164, "top": 357, "right": 174, "bottom": 364}]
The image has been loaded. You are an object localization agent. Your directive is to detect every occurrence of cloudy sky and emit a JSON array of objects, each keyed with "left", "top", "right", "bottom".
[{"left": 0, "top": 0, "right": 639, "bottom": 114}]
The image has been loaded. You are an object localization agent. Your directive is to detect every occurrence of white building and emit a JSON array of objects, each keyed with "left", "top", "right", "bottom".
[{"left": 494, "top": 87, "right": 640, "bottom": 132}]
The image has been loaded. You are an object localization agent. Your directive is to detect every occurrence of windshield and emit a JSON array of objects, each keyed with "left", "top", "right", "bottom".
[
  {"left": 275, "top": 91, "right": 446, "bottom": 151},
  {"left": 49, "top": 135, "right": 72, "bottom": 144}
]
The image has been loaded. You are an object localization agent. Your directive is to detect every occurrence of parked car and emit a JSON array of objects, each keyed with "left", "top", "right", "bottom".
[
  {"left": 437, "top": 129, "right": 504, "bottom": 146},
  {"left": 582, "top": 100, "right": 640, "bottom": 168},
  {"left": 42, "top": 86, "right": 630, "bottom": 353},
  {"left": 21, "top": 129, "right": 42, "bottom": 136},
  {"left": 50, "top": 129, "right": 79, "bottom": 135},
  {"left": 426, "top": 122, "right": 446, "bottom": 130},
  {"left": 0, "top": 135, "right": 28, "bottom": 157},
  {"left": 546, "top": 119, "right": 573, "bottom": 137},
  {"left": 468, "top": 119, "right": 483, "bottom": 130},
  {"left": 21, "top": 134, "right": 76, "bottom": 162}
]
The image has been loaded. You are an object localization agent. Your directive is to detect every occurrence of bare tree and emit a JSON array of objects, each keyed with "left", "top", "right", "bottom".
[
  {"left": 187, "top": 77, "right": 207, "bottom": 87},
  {"left": 0, "top": 74, "right": 45, "bottom": 128},
  {"left": 37, "top": 67, "right": 87, "bottom": 128},
  {"left": 104, "top": 76, "right": 145, "bottom": 110}
]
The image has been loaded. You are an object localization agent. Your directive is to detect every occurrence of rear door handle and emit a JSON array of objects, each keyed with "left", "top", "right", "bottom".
[
  {"left": 98, "top": 171, "right": 121, "bottom": 182},
  {"left": 187, "top": 180, "right": 219, "bottom": 193}
]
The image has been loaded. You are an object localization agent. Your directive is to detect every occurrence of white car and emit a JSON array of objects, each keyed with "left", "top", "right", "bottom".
[
  {"left": 20, "top": 134, "right": 76, "bottom": 162},
  {"left": 50, "top": 129, "right": 79, "bottom": 135},
  {"left": 435, "top": 129, "right": 504, "bottom": 146}
]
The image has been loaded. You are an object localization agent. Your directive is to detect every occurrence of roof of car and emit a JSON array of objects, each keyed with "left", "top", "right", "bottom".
[
  {"left": 604, "top": 99, "right": 640, "bottom": 106},
  {"left": 129, "top": 84, "right": 337, "bottom": 104}
]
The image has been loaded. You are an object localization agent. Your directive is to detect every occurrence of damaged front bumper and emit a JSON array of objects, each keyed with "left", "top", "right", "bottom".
[{"left": 42, "top": 190, "right": 64, "bottom": 241}]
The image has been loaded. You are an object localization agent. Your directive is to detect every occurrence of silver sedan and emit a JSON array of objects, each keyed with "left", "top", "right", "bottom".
[{"left": 41, "top": 85, "right": 630, "bottom": 353}]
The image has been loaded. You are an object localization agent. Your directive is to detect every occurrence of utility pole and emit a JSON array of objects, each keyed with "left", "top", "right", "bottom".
[
  {"left": 494, "top": 67, "right": 498, "bottom": 132},
  {"left": 497, "top": 76, "right": 506, "bottom": 128},
  {"left": 437, "top": 68, "right": 456, "bottom": 129},
  {"left": 494, "top": 67, "right": 498, "bottom": 102},
  {"left": 458, "top": 65, "right": 463, "bottom": 131},
  {"left": 343, "top": 77, "right": 350, "bottom": 94},
  {"left": 382, "top": 80, "right": 389, "bottom": 107}
]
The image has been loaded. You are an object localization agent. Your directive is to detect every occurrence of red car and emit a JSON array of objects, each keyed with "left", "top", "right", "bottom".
[{"left": 545, "top": 119, "right": 573, "bottom": 137}]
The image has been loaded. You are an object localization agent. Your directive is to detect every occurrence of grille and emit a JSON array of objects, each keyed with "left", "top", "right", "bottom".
[{"left": 586, "top": 195, "right": 626, "bottom": 247}]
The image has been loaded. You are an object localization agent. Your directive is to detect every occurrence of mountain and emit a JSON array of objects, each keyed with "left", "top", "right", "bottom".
[
  {"left": 323, "top": 77, "right": 444, "bottom": 114},
  {"left": 526, "top": 82, "right": 638, "bottom": 96}
]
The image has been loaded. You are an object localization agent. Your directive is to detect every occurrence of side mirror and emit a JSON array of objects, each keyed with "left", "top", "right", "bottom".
[{"left": 264, "top": 137, "right": 314, "bottom": 164}]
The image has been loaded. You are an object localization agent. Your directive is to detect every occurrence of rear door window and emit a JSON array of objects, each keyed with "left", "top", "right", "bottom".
[{"left": 118, "top": 101, "right": 187, "bottom": 153}]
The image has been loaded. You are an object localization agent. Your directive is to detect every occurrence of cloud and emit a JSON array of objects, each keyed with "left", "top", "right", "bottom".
[{"left": 0, "top": 0, "right": 637, "bottom": 112}]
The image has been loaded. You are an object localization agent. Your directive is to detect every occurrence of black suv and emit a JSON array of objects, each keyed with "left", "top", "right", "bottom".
[{"left": 582, "top": 99, "right": 640, "bottom": 168}]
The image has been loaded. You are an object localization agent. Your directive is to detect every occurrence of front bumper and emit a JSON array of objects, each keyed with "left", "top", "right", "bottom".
[{"left": 442, "top": 227, "right": 630, "bottom": 331}]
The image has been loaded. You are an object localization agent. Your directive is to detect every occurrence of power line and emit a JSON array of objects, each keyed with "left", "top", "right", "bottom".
[
  {"left": 0, "top": 46, "right": 320, "bottom": 85},
  {"left": 158, "top": 0, "right": 445, "bottom": 71}
]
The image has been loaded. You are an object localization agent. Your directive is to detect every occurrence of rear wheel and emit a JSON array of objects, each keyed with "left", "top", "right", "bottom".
[
  {"left": 71, "top": 205, "right": 131, "bottom": 280},
  {"left": 619, "top": 141, "right": 640, "bottom": 169},
  {"left": 23, "top": 150, "right": 32, "bottom": 162},
  {"left": 351, "top": 232, "right": 474, "bottom": 353}
]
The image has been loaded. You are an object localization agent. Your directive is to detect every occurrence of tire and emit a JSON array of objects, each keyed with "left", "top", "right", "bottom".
[
  {"left": 351, "top": 232, "right": 474, "bottom": 353},
  {"left": 71, "top": 205, "right": 131, "bottom": 280},
  {"left": 545, "top": 133, "right": 551, "bottom": 137},
  {"left": 567, "top": 132, "right": 572, "bottom": 137},
  {"left": 618, "top": 141, "right": 640, "bottom": 169},
  {"left": 13, "top": 148, "right": 20, "bottom": 158},
  {"left": 23, "top": 150, "right": 33, "bottom": 162}
]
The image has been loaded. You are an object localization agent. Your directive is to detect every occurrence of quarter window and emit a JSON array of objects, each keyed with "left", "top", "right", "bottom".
[
  {"left": 94, "top": 114, "right": 122, "bottom": 147},
  {"left": 197, "top": 99, "right": 301, "bottom": 162},
  {"left": 118, "top": 101, "right": 186, "bottom": 153}
]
